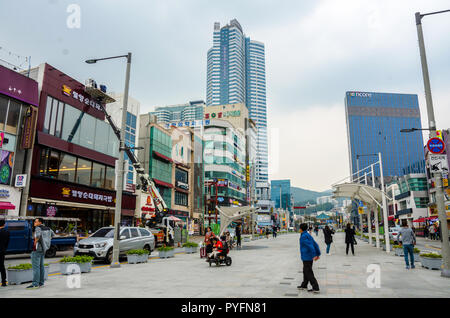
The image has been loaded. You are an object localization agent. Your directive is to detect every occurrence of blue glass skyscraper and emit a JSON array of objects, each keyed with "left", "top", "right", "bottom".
[
  {"left": 345, "top": 91, "right": 425, "bottom": 177},
  {"left": 270, "top": 180, "right": 292, "bottom": 213},
  {"left": 206, "top": 19, "right": 268, "bottom": 185}
]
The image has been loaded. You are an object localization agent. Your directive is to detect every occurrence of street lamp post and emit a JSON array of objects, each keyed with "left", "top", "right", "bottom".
[
  {"left": 416, "top": 10, "right": 450, "bottom": 277},
  {"left": 85, "top": 53, "right": 132, "bottom": 268}
]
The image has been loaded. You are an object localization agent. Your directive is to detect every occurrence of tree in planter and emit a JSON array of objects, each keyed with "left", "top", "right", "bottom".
[{"left": 126, "top": 249, "right": 149, "bottom": 264}]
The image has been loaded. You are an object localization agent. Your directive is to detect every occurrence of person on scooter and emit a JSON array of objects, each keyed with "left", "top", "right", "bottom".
[{"left": 208, "top": 237, "right": 226, "bottom": 260}]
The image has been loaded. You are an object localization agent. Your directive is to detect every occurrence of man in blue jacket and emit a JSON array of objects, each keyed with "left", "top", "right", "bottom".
[{"left": 298, "top": 223, "right": 321, "bottom": 293}]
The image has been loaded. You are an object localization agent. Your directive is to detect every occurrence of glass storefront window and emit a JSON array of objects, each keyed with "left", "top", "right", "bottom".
[
  {"left": 75, "top": 158, "right": 92, "bottom": 186},
  {"left": 104, "top": 166, "right": 115, "bottom": 190},
  {"left": 48, "top": 150, "right": 60, "bottom": 179},
  {"left": 94, "top": 120, "right": 109, "bottom": 154},
  {"left": 39, "top": 148, "right": 49, "bottom": 176},
  {"left": 5, "top": 100, "right": 21, "bottom": 135},
  {"left": 61, "top": 104, "right": 81, "bottom": 144},
  {"left": 79, "top": 114, "right": 96, "bottom": 150},
  {"left": 55, "top": 100, "right": 64, "bottom": 138},
  {"left": 43, "top": 97, "right": 52, "bottom": 134},
  {"left": 58, "top": 153, "right": 77, "bottom": 182},
  {"left": 91, "top": 162, "right": 105, "bottom": 188}
]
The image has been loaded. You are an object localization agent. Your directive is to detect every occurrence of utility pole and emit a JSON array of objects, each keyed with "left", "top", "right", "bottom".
[{"left": 416, "top": 11, "right": 450, "bottom": 277}]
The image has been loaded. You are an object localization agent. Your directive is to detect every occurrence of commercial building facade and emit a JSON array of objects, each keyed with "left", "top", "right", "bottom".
[
  {"left": 150, "top": 100, "right": 205, "bottom": 125},
  {"left": 25, "top": 63, "right": 136, "bottom": 230},
  {"left": 106, "top": 93, "right": 140, "bottom": 188},
  {"left": 0, "top": 65, "right": 39, "bottom": 216},
  {"left": 206, "top": 19, "right": 268, "bottom": 196},
  {"left": 345, "top": 91, "right": 425, "bottom": 178}
]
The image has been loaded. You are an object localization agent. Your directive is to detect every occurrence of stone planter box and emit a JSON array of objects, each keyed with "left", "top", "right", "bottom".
[
  {"left": 7, "top": 266, "right": 49, "bottom": 285},
  {"left": 243, "top": 237, "right": 251, "bottom": 242},
  {"left": 127, "top": 254, "right": 149, "bottom": 264},
  {"left": 413, "top": 253, "right": 420, "bottom": 261},
  {"left": 159, "top": 250, "right": 175, "bottom": 259},
  {"left": 60, "top": 262, "right": 92, "bottom": 275},
  {"left": 184, "top": 247, "right": 198, "bottom": 254},
  {"left": 421, "top": 257, "right": 442, "bottom": 270},
  {"left": 394, "top": 248, "right": 404, "bottom": 257}
]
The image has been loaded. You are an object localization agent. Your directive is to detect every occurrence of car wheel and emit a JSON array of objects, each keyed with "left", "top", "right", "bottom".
[
  {"left": 144, "top": 244, "right": 151, "bottom": 255},
  {"left": 105, "top": 248, "right": 113, "bottom": 264}
]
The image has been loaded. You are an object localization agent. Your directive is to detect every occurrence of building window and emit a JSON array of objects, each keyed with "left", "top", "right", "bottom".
[
  {"left": 75, "top": 158, "right": 92, "bottom": 186},
  {"left": 104, "top": 166, "right": 116, "bottom": 190},
  {"left": 91, "top": 162, "right": 105, "bottom": 188},
  {"left": 48, "top": 150, "right": 60, "bottom": 179},
  {"left": 175, "top": 191, "right": 188, "bottom": 206},
  {"left": 58, "top": 153, "right": 77, "bottom": 182},
  {"left": 175, "top": 168, "right": 188, "bottom": 183},
  {"left": 44, "top": 96, "right": 65, "bottom": 138}
]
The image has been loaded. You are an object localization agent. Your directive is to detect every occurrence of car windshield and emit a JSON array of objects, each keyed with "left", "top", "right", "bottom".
[{"left": 91, "top": 228, "right": 114, "bottom": 238}]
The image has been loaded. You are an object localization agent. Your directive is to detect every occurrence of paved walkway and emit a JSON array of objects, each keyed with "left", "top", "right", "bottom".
[{"left": 1, "top": 232, "right": 449, "bottom": 298}]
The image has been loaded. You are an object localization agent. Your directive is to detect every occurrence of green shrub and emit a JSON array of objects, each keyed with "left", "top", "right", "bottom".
[
  {"left": 393, "top": 245, "right": 402, "bottom": 249},
  {"left": 60, "top": 255, "right": 94, "bottom": 263},
  {"left": 158, "top": 246, "right": 174, "bottom": 252},
  {"left": 8, "top": 263, "right": 33, "bottom": 270},
  {"left": 182, "top": 242, "right": 199, "bottom": 248},
  {"left": 420, "top": 253, "right": 442, "bottom": 259},
  {"left": 126, "top": 249, "right": 148, "bottom": 255},
  {"left": 413, "top": 248, "right": 420, "bottom": 254}
]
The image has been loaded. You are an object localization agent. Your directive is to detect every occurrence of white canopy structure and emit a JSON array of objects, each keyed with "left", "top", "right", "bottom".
[{"left": 216, "top": 206, "right": 256, "bottom": 236}]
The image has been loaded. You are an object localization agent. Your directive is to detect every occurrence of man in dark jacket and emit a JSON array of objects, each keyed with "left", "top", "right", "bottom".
[
  {"left": 297, "top": 223, "right": 321, "bottom": 293},
  {"left": 0, "top": 219, "right": 10, "bottom": 287},
  {"left": 345, "top": 223, "right": 356, "bottom": 255},
  {"left": 323, "top": 225, "right": 335, "bottom": 255}
]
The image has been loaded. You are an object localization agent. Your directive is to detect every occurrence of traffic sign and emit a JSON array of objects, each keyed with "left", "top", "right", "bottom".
[{"left": 427, "top": 138, "right": 445, "bottom": 154}]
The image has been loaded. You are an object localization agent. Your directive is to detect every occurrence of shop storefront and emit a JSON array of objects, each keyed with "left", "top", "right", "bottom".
[
  {"left": 0, "top": 65, "right": 39, "bottom": 216},
  {"left": 28, "top": 177, "right": 135, "bottom": 232},
  {"left": 26, "top": 63, "right": 136, "bottom": 230}
]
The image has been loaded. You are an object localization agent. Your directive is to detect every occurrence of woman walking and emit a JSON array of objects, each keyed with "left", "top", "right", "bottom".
[
  {"left": 345, "top": 223, "right": 356, "bottom": 256},
  {"left": 323, "top": 225, "right": 335, "bottom": 255}
]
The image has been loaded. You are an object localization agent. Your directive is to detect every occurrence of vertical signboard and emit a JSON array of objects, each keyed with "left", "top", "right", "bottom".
[{"left": 21, "top": 106, "right": 38, "bottom": 149}]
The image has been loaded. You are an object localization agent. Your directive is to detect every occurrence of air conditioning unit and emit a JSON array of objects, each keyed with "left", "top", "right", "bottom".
[{"left": 85, "top": 78, "right": 97, "bottom": 89}]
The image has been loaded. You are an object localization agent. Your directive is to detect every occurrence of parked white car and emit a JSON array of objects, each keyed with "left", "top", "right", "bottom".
[
  {"left": 389, "top": 227, "right": 402, "bottom": 243},
  {"left": 74, "top": 227, "right": 155, "bottom": 263}
]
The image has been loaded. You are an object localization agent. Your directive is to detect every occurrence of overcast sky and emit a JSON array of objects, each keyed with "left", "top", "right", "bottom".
[{"left": 1, "top": 0, "right": 450, "bottom": 191}]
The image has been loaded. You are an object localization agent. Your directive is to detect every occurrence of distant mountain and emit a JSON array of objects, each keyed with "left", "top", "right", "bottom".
[{"left": 291, "top": 187, "right": 332, "bottom": 205}]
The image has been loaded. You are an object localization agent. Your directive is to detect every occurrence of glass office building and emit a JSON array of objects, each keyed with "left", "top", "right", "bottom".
[
  {"left": 270, "top": 180, "right": 292, "bottom": 213},
  {"left": 206, "top": 19, "right": 268, "bottom": 185},
  {"left": 345, "top": 91, "right": 425, "bottom": 178}
]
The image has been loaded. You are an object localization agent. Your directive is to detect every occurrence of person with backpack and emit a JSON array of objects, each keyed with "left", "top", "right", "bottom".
[{"left": 27, "top": 218, "right": 55, "bottom": 289}]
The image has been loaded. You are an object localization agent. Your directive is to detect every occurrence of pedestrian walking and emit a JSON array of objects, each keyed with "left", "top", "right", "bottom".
[
  {"left": 297, "top": 223, "right": 321, "bottom": 293},
  {"left": 345, "top": 223, "right": 356, "bottom": 256},
  {"left": 323, "top": 225, "right": 335, "bottom": 255},
  {"left": 423, "top": 226, "right": 429, "bottom": 239},
  {"left": 429, "top": 224, "right": 435, "bottom": 240},
  {"left": 398, "top": 220, "right": 416, "bottom": 269},
  {"left": 235, "top": 224, "right": 241, "bottom": 249},
  {"left": 27, "top": 218, "right": 54, "bottom": 289},
  {"left": 0, "top": 219, "right": 10, "bottom": 287},
  {"left": 314, "top": 225, "right": 319, "bottom": 237}
]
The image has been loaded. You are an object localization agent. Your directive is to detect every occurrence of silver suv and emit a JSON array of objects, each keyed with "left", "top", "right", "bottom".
[{"left": 74, "top": 227, "right": 155, "bottom": 263}]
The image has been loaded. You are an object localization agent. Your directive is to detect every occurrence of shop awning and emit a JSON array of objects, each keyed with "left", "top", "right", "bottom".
[
  {"left": 388, "top": 216, "right": 395, "bottom": 221},
  {"left": 153, "top": 178, "right": 173, "bottom": 188},
  {"left": 413, "top": 217, "right": 426, "bottom": 223},
  {"left": 0, "top": 202, "right": 16, "bottom": 210},
  {"left": 153, "top": 151, "right": 173, "bottom": 163},
  {"left": 427, "top": 216, "right": 438, "bottom": 220}
]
